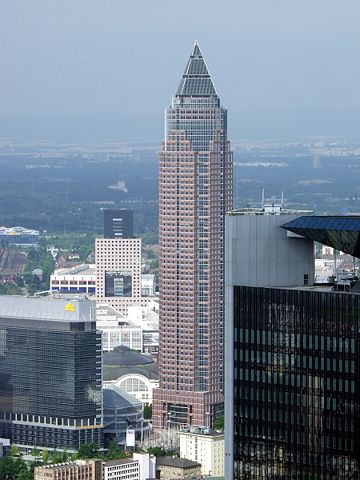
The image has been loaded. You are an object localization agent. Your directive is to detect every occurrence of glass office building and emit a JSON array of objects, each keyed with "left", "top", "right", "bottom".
[
  {"left": 233, "top": 285, "right": 360, "bottom": 479},
  {"left": 225, "top": 209, "right": 360, "bottom": 479},
  {"left": 0, "top": 297, "right": 103, "bottom": 451}
]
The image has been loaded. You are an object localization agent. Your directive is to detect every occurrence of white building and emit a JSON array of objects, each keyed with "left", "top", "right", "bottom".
[
  {"left": 179, "top": 427, "right": 224, "bottom": 477},
  {"left": 96, "top": 238, "right": 151, "bottom": 315},
  {"left": 103, "top": 454, "right": 155, "bottom": 480},
  {"left": 50, "top": 264, "right": 96, "bottom": 295},
  {"left": 103, "top": 458, "right": 140, "bottom": 480},
  {"left": 141, "top": 274, "right": 156, "bottom": 296}
]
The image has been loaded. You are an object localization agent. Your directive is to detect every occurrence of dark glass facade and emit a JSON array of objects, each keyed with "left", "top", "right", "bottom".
[
  {"left": 0, "top": 315, "right": 103, "bottom": 451},
  {"left": 233, "top": 285, "right": 360, "bottom": 479},
  {"left": 103, "top": 209, "right": 133, "bottom": 239}
]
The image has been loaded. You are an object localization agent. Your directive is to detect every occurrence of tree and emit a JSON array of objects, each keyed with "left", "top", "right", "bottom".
[
  {"left": 144, "top": 404, "right": 152, "bottom": 420},
  {"left": 0, "top": 456, "right": 26, "bottom": 480},
  {"left": 214, "top": 415, "right": 224, "bottom": 431},
  {"left": 78, "top": 443, "right": 99, "bottom": 459},
  {"left": 147, "top": 446, "right": 167, "bottom": 457},
  {"left": 30, "top": 447, "right": 39, "bottom": 458},
  {"left": 42, "top": 449, "right": 50, "bottom": 464},
  {"left": 9, "top": 445, "right": 20, "bottom": 457}
]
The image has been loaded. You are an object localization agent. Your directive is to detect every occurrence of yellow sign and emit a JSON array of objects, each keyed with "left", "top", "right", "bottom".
[{"left": 65, "top": 303, "right": 76, "bottom": 312}]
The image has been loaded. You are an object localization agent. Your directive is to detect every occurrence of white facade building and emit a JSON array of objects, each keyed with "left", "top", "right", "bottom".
[
  {"left": 50, "top": 264, "right": 96, "bottom": 295},
  {"left": 179, "top": 428, "right": 224, "bottom": 477},
  {"left": 103, "top": 454, "right": 155, "bottom": 480}
]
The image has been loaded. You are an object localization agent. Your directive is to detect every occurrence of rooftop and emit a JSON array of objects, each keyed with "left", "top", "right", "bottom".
[
  {"left": 157, "top": 456, "right": 201, "bottom": 469},
  {"left": 0, "top": 296, "right": 94, "bottom": 323}
]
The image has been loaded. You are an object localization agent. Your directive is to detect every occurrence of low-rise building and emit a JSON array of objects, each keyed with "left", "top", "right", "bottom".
[
  {"left": 34, "top": 459, "right": 102, "bottom": 480},
  {"left": 179, "top": 427, "right": 224, "bottom": 477},
  {"left": 0, "top": 226, "right": 39, "bottom": 247},
  {"left": 50, "top": 264, "right": 96, "bottom": 295},
  {"left": 103, "top": 454, "right": 155, "bottom": 480},
  {"left": 156, "top": 457, "right": 201, "bottom": 479}
]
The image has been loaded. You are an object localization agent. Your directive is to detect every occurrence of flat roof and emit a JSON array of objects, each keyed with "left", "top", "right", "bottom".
[
  {"left": 0, "top": 296, "right": 94, "bottom": 323},
  {"left": 227, "top": 207, "right": 313, "bottom": 216}
]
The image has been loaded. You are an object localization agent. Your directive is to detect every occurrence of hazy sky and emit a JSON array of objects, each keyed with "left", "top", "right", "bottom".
[{"left": 1, "top": 0, "right": 360, "bottom": 117}]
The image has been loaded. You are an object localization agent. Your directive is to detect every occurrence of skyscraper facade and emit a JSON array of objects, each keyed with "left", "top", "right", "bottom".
[
  {"left": 225, "top": 211, "right": 360, "bottom": 478},
  {"left": 153, "top": 43, "right": 233, "bottom": 428}
]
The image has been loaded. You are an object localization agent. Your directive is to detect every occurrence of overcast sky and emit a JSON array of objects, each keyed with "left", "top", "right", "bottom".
[{"left": 1, "top": 0, "right": 360, "bottom": 119}]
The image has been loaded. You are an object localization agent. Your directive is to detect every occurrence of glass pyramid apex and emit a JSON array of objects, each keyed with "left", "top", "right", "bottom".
[{"left": 175, "top": 42, "right": 218, "bottom": 98}]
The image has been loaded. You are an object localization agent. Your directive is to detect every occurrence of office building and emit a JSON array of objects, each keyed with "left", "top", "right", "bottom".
[
  {"left": 104, "top": 454, "right": 156, "bottom": 480},
  {"left": 96, "top": 237, "right": 149, "bottom": 315},
  {"left": 34, "top": 460, "right": 102, "bottom": 480},
  {"left": 0, "top": 297, "right": 103, "bottom": 451},
  {"left": 104, "top": 209, "right": 134, "bottom": 239},
  {"left": 153, "top": 42, "right": 233, "bottom": 428},
  {"left": 179, "top": 427, "right": 224, "bottom": 477},
  {"left": 225, "top": 210, "right": 360, "bottom": 479}
]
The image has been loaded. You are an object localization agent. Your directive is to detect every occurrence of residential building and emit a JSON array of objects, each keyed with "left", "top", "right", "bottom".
[
  {"left": 225, "top": 210, "right": 360, "bottom": 479},
  {"left": 0, "top": 297, "right": 103, "bottom": 451},
  {"left": 153, "top": 42, "right": 233, "bottom": 428},
  {"left": 156, "top": 457, "right": 201, "bottom": 479},
  {"left": 34, "top": 460, "right": 102, "bottom": 480},
  {"left": 179, "top": 427, "right": 224, "bottom": 477},
  {"left": 104, "top": 209, "right": 134, "bottom": 239}
]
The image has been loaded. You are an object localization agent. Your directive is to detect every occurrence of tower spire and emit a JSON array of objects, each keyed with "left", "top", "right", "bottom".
[{"left": 175, "top": 42, "right": 217, "bottom": 97}]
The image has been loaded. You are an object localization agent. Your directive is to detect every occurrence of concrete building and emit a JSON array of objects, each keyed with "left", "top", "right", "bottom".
[
  {"left": 153, "top": 41, "right": 233, "bottom": 429},
  {"left": 156, "top": 456, "right": 201, "bottom": 479},
  {"left": 96, "top": 237, "right": 149, "bottom": 315},
  {"left": 0, "top": 297, "right": 103, "bottom": 451},
  {"left": 225, "top": 210, "right": 360, "bottom": 479},
  {"left": 179, "top": 427, "right": 224, "bottom": 477},
  {"left": 34, "top": 460, "right": 102, "bottom": 480}
]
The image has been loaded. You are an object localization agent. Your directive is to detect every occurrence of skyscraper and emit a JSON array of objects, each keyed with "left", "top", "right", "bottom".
[
  {"left": 224, "top": 210, "right": 360, "bottom": 479},
  {"left": 153, "top": 42, "right": 233, "bottom": 428}
]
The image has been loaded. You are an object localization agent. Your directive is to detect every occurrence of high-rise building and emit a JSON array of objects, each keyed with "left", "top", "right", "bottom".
[
  {"left": 96, "top": 237, "right": 150, "bottom": 315},
  {"left": 153, "top": 42, "right": 233, "bottom": 428},
  {"left": 0, "top": 297, "right": 103, "bottom": 451},
  {"left": 225, "top": 210, "right": 360, "bottom": 479},
  {"left": 104, "top": 209, "right": 134, "bottom": 239}
]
